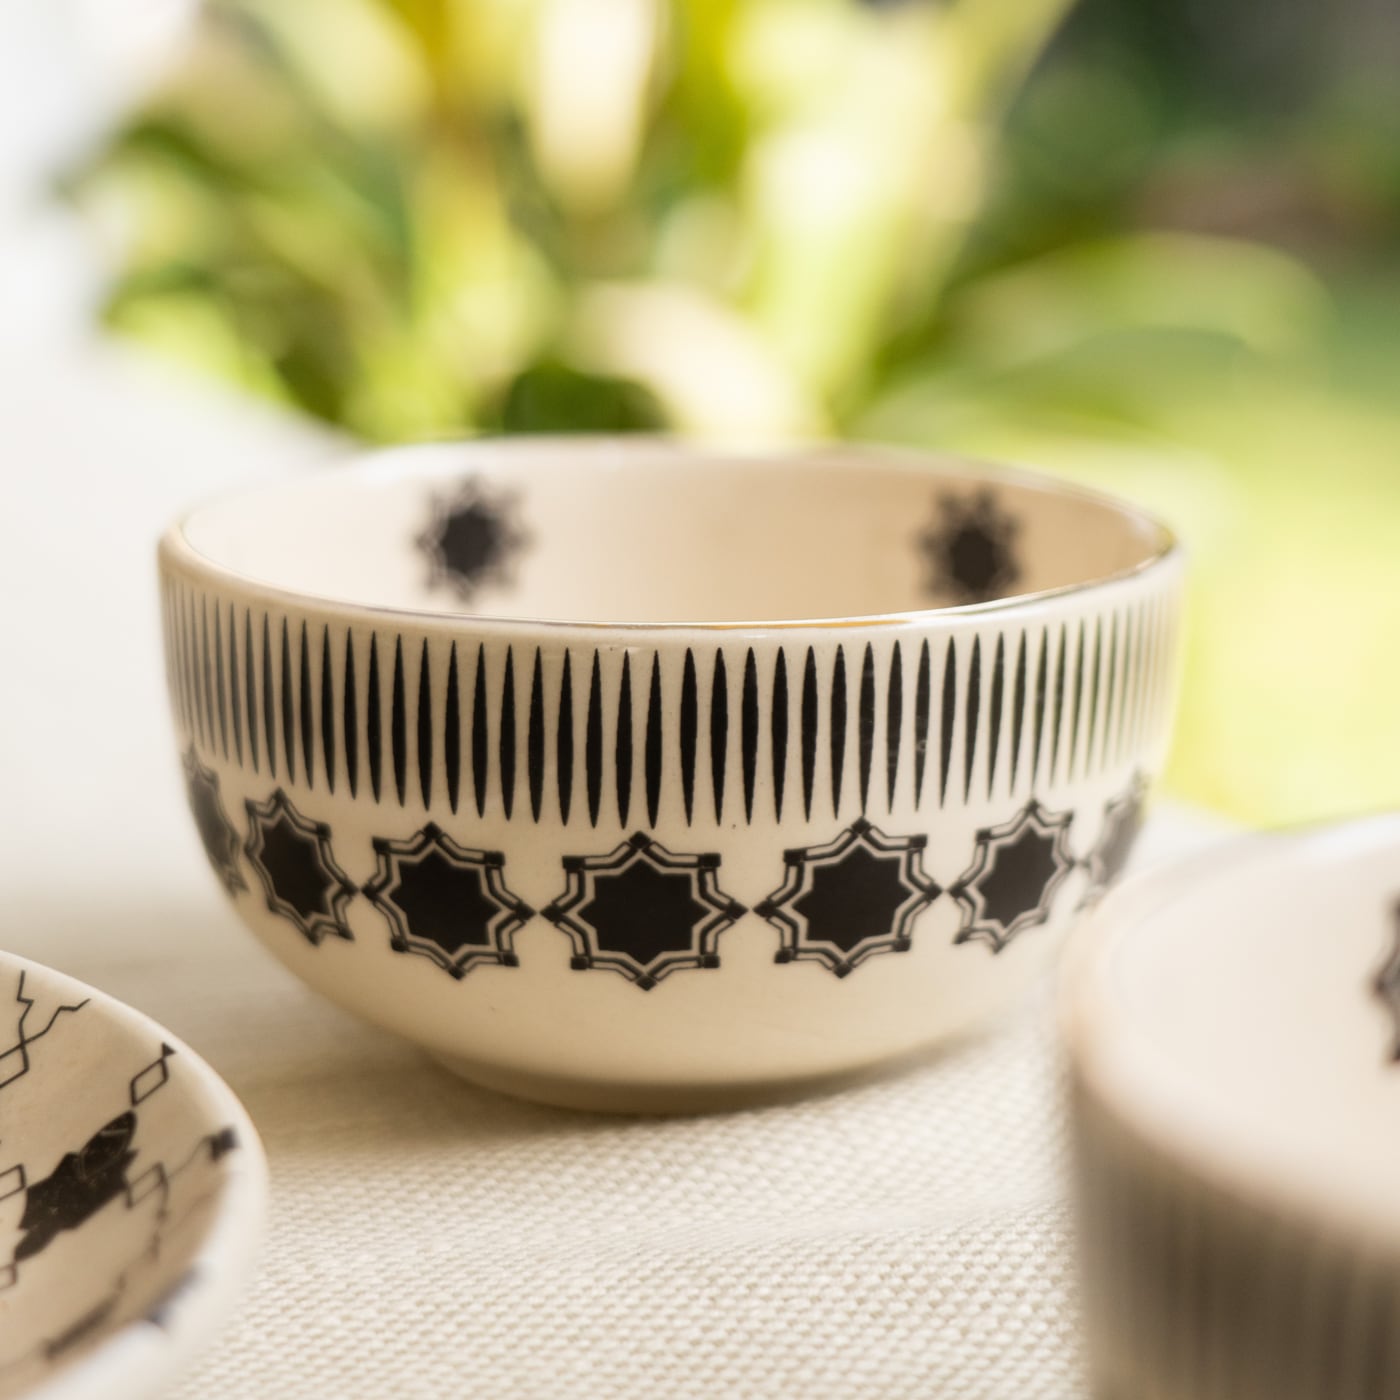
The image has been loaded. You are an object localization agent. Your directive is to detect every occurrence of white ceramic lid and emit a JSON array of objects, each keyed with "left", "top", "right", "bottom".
[{"left": 1066, "top": 814, "right": 1400, "bottom": 1254}]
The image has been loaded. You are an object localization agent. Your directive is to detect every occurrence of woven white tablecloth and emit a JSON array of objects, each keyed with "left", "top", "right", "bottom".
[{"left": 1, "top": 343, "right": 1227, "bottom": 1399}]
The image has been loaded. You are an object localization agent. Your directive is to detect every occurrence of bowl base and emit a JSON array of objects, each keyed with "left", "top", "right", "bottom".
[{"left": 426, "top": 1034, "right": 988, "bottom": 1115}]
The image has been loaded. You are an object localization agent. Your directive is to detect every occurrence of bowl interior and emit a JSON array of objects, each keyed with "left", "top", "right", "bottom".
[
  {"left": 179, "top": 441, "right": 1169, "bottom": 625},
  {"left": 0, "top": 954, "right": 260, "bottom": 1400}
]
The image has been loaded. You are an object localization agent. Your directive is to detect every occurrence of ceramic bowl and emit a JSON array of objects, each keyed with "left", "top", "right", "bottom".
[
  {"left": 0, "top": 950, "right": 266, "bottom": 1400},
  {"left": 158, "top": 437, "right": 1182, "bottom": 1111},
  {"left": 1064, "top": 816, "right": 1400, "bottom": 1400}
]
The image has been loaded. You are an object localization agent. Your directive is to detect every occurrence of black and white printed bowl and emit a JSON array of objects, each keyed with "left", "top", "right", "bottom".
[
  {"left": 158, "top": 437, "right": 1183, "bottom": 1111},
  {"left": 0, "top": 951, "right": 265, "bottom": 1400},
  {"left": 1063, "top": 817, "right": 1400, "bottom": 1400}
]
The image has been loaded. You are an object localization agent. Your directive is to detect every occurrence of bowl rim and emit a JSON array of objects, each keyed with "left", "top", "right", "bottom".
[
  {"left": 160, "top": 434, "right": 1183, "bottom": 635},
  {"left": 1, "top": 948, "right": 268, "bottom": 1400}
]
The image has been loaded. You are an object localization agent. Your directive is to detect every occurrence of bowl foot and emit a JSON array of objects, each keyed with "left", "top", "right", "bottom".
[{"left": 426, "top": 1044, "right": 963, "bottom": 1116}]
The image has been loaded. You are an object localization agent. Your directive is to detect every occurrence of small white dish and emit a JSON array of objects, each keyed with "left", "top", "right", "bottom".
[
  {"left": 0, "top": 950, "right": 266, "bottom": 1400},
  {"left": 1063, "top": 815, "right": 1400, "bottom": 1400}
]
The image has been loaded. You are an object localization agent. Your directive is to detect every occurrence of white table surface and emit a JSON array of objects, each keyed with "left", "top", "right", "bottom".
[{"left": 0, "top": 342, "right": 1231, "bottom": 1399}]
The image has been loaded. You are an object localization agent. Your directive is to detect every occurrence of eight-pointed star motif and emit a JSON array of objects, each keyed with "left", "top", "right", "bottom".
[
  {"left": 363, "top": 823, "right": 534, "bottom": 978},
  {"left": 244, "top": 789, "right": 356, "bottom": 946},
  {"left": 183, "top": 748, "right": 245, "bottom": 895},
  {"left": 542, "top": 833, "right": 745, "bottom": 989},
  {"left": 755, "top": 819, "right": 941, "bottom": 977},
  {"left": 951, "top": 800, "right": 1074, "bottom": 952},
  {"left": 1083, "top": 774, "right": 1147, "bottom": 904},
  {"left": 919, "top": 488, "right": 1021, "bottom": 604},
  {"left": 417, "top": 475, "right": 527, "bottom": 601}
]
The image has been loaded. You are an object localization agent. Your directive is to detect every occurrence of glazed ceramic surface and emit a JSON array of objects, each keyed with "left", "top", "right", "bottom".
[
  {"left": 1064, "top": 816, "right": 1400, "bottom": 1400},
  {"left": 159, "top": 438, "right": 1182, "bottom": 1110},
  {"left": 0, "top": 951, "right": 265, "bottom": 1400}
]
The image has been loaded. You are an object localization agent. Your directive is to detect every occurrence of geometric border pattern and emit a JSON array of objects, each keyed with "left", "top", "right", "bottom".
[
  {"left": 243, "top": 788, "right": 357, "bottom": 947},
  {"left": 363, "top": 823, "right": 534, "bottom": 979},
  {"left": 163, "top": 563, "right": 1182, "bottom": 833},
  {"left": 542, "top": 833, "right": 745, "bottom": 990},
  {"left": 0, "top": 972, "right": 89, "bottom": 1094},
  {"left": 193, "top": 773, "right": 1154, "bottom": 983},
  {"left": 0, "top": 1009, "right": 239, "bottom": 1326},
  {"left": 0, "top": 1098, "right": 240, "bottom": 1382},
  {"left": 182, "top": 747, "right": 246, "bottom": 895},
  {"left": 949, "top": 798, "right": 1076, "bottom": 953},
  {"left": 754, "top": 819, "right": 941, "bottom": 977},
  {"left": 1082, "top": 772, "right": 1148, "bottom": 907}
]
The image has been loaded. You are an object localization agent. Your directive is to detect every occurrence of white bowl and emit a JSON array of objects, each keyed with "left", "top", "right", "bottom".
[
  {"left": 1064, "top": 816, "right": 1400, "bottom": 1400},
  {"left": 159, "top": 437, "right": 1183, "bottom": 1111},
  {"left": 0, "top": 951, "right": 266, "bottom": 1400}
]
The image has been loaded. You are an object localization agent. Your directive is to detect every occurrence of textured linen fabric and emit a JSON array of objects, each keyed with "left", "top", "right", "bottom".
[
  {"left": 59, "top": 937, "right": 1086, "bottom": 1400},
  {"left": 0, "top": 343, "right": 1227, "bottom": 1398}
]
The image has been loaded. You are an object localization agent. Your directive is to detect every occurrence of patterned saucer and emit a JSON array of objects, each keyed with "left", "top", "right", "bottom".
[
  {"left": 1064, "top": 815, "right": 1400, "bottom": 1400},
  {"left": 0, "top": 951, "right": 266, "bottom": 1400}
]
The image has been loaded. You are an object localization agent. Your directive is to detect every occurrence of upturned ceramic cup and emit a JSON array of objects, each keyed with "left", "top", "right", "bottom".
[{"left": 159, "top": 438, "right": 1183, "bottom": 1111}]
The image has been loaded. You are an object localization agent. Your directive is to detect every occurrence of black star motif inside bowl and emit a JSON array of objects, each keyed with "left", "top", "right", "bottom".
[
  {"left": 951, "top": 799, "right": 1074, "bottom": 952},
  {"left": 919, "top": 488, "right": 1021, "bottom": 604},
  {"left": 417, "top": 476, "right": 527, "bottom": 601},
  {"left": 542, "top": 833, "right": 745, "bottom": 989},
  {"left": 755, "top": 819, "right": 941, "bottom": 977},
  {"left": 244, "top": 789, "right": 356, "bottom": 946},
  {"left": 183, "top": 748, "right": 245, "bottom": 895},
  {"left": 1083, "top": 774, "right": 1147, "bottom": 903},
  {"left": 363, "top": 823, "right": 534, "bottom": 978}
]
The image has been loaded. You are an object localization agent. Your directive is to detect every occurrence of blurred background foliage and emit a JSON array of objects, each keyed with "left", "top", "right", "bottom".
[{"left": 72, "top": 0, "right": 1400, "bottom": 824}]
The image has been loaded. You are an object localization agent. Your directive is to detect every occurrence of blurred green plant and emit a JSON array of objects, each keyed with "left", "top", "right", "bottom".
[
  {"left": 75, "top": 0, "right": 1400, "bottom": 825},
  {"left": 75, "top": 0, "right": 1073, "bottom": 440}
]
